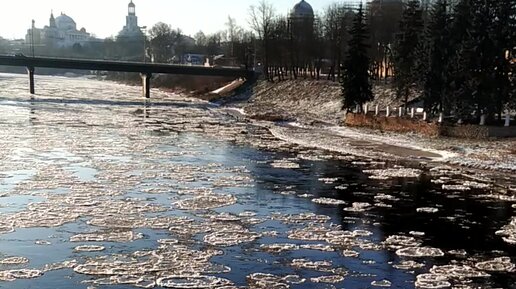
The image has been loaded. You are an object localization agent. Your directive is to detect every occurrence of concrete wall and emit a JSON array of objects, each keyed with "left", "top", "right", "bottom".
[
  {"left": 345, "top": 113, "right": 516, "bottom": 139},
  {"left": 345, "top": 113, "right": 440, "bottom": 137}
]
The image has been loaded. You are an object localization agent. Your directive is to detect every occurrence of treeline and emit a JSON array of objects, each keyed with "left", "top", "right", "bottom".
[
  {"left": 243, "top": 0, "right": 514, "bottom": 123},
  {"left": 391, "top": 0, "right": 515, "bottom": 122}
]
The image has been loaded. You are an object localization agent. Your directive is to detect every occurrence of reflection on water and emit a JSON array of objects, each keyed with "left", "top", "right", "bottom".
[{"left": 0, "top": 73, "right": 514, "bottom": 289}]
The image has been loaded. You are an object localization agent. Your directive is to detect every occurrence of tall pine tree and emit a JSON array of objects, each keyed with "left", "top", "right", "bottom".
[
  {"left": 393, "top": 0, "right": 424, "bottom": 111},
  {"left": 421, "top": 0, "right": 451, "bottom": 114},
  {"left": 340, "top": 4, "right": 373, "bottom": 112},
  {"left": 447, "top": 0, "right": 476, "bottom": 120},
  {"left": 491, "top": 0, "right": 515, "bottom": 120}
]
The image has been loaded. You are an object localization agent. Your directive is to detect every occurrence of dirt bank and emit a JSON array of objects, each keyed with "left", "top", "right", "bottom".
[{"left": 229, "top": 80, "right": 516, "bottom": 173}]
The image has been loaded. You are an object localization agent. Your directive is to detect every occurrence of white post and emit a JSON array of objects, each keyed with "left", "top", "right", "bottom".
[
  {"left": 480, "top": 114, "right": 486, "bottom": 126},
  {"left": 356, "top": 104, "right": 360, "bottom": 113},
  {"left": 411, "top": 108, "right": 415, "bottom": 118},
  {"left": 438, "top": 113, "right": 443, "bottom": 123},
  {"left": 399, "top": 107, "right": 403, "bottom": 117},
  {"left": 364, "top": 104, "right": 369, "bottom": 114},
  {"left": 458, "top": 118, "right": 463, "bottom": 124},
  {"left": 505, "top": 113, "right": 510, "bottom": 127},
  {"left": 375, "top": 105, "right": 379, "bottom": 116},
  {"left": 386, "top": 106, "right": 390, "bottom": 117},
  {"left": 423, "top": 111, "right": 427, "bottom": 121}
]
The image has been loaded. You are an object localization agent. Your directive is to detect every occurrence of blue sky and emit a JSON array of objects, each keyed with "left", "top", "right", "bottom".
[{"left": 0, "top": 0, "right": 342, "bottom": 39}]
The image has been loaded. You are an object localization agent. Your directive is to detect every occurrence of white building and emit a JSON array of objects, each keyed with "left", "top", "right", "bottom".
[{"left": 26, "top": 12, "right": 94, "bottom": 48}]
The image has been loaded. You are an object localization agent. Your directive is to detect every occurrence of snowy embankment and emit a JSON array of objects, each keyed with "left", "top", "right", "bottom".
[{"left": 237, "top": 80, "right": 516, "bottom": 173}]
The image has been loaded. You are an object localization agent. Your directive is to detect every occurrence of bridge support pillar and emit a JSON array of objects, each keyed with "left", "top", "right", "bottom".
[
  {"left": 141, "top": 73, "right": 152, "bottom": 98},
  {"left": 27, "top": 67, "right": 35, "bottom": 95}
]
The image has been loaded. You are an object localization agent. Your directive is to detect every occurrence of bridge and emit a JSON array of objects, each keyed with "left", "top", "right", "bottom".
[{"left": 0, "top": 55, "right": 254, "bottom": 98}]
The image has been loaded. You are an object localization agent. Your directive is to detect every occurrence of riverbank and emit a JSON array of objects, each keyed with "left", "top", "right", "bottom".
[{"left": 223, "top": 80, "right": 516, "bottom": 174}]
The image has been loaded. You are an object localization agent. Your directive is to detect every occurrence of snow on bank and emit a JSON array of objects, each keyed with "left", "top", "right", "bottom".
[
  {"left": 268, "top": 124, "right": 447, "bottom": 162},
  {"left": 237, "top": 80, "right": 516, "bottom": 173},
  {"left": 267, "top": 122, "right": 515, "bottom": 172}
]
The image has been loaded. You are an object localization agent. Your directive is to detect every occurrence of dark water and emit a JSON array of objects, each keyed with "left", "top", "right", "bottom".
[{"left": 0, "top": 74, "right": 514, "bottom": 289}]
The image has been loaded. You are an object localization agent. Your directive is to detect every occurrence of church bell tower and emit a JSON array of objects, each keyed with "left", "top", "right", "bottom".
[{"left": 126, "top": 0, "right": 138, "bottom": 29}]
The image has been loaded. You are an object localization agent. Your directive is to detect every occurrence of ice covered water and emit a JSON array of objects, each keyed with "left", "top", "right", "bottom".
[{"left": 0, "top": 74, "right": 514, "bottom": 289}]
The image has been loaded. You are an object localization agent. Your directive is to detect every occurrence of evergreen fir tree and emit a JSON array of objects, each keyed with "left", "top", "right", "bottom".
[
  {"left": 491, "top": 0, "right": 515, "bottom": 119},
  {"left": 470, "top": 0, "right": 497, "bottom": 120},
  {"left": 421, "top": 0, "right": 451, "bottom": 114},
  {"left": 447, "top": 0, "right": 477, "bottom": 119},
  {"left": 392, "top": 0, "right": 424, "bottom": 111},
  {"left": 340, "top": 4, "right": 373, "bottom": 112}
]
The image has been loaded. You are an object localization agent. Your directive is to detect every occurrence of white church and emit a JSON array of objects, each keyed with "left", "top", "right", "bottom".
[
  {"left": 25, "top": 1, "right": 144, "bottom": 49},
  {"left": 25, "top": 12, "right": 94, "bottom": 49}
]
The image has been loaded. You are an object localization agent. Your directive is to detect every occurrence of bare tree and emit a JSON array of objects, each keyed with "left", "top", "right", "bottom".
[
  {"left": 225, "top": 16, "right": 243, "bottom": 57},
  {"left": 148, "top": 22, "right": 181, "bottom": 63},
  {"left": 249, "top": 0, "right": 276, "bottom": 79}
]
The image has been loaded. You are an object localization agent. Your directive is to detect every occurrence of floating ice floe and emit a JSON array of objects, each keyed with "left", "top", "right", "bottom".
[
  {"left": 430, "top": 265, "right": 490, "bottom": 278},
  {"left": 496, "top": 217, "right": 516, "bottom": 245},
  {"left": 396, "top": 247, "right": 445, "bottom": 258},
  {"left": 260, "top": 243, "right": 299, "bottom": 253},
  {"left": 70, "top": 231, "right": 143, "bottom": 243},
  {"left": 290, "top": 259, "right": 333, "bottom": 272},
  {"left": 442, "top": 184, "right": 471, "bottom": 191},
  {"left": 204, "top": 229, "right": 260, "bottom": 247},
  {"left": 474, "top": 257, "right": 515, "bottom": 272},
  {"left": 342, "top": 250, "right": 360, "bottom": 258},
  {"left": 416, "top": 207, "right": 439, "bottom": 213},
  {"left": 415, "top": 273, "right": 451, "bottom": 289},
  {"left": 371, "top": 279, "right": 392, "bottom": 287},
  {"left": 300, "top": 244, "right": 335, "bottom": 252},
  {"left": 447, "top": 249, "right": 467, "bottom": 257},
  {"left": 392, "top": 260, "right": 425, "bottom": 270},
  {"left": 247, "top": 273, "right": 304, "bottom": 288},
  {"left": 273, "top": 212, "right": 331, "bottom": 224},
  {"left": 270, "top": 160, "right": 300, "bottom": 169},
  {"left": 312, "top": 197, "right": 347, "bottom": 206},
  {"left": 364, "top": 168, "right": 422, "bottom": 180},
  {"left": 157, "top": 239, "right": 179, "bottom": 245},
  {"left": 74, "top": 245, "right": 106, "bottom": 252},
  {"left": 318, "top": 178, "right": 339, "bottom": 184},
  {"left": 0, "top": 269, "right": 42, "bottom": 282},
  {"left": 156, "top": 275, "right": 233, "bottom": 288},
  {"left": 311, "top": 275, "right": 345, "bottom": 283},
  {"left": 174, "top": 194, "right": 237, "bottom": 210},
  {"left": 462, "top": 181, "right": 490, "bottom": 189},
  {"left": 0, "top": 257, "right": 29, "bottom": 265},
  {"left": 374, "top": 194, "right": 400, "bottom": 202},
  {"left": 344, "top": 202, "right": 372, "bottom": 212},
  {"left": 383, "top": 235, "right": 422, "bottom": 250}
]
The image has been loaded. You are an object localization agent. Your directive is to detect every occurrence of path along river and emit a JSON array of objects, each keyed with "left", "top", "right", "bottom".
[{"left": 0, "top": 73, "right": 514, "bottom": 289}]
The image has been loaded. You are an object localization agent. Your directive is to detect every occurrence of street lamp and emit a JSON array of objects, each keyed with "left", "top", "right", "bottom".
[
  {"left": 31, "top": 20, "right": 35, "bottom": 57},
  {"left": 141, "top": 26, "right": 147, "bottom": 63}
]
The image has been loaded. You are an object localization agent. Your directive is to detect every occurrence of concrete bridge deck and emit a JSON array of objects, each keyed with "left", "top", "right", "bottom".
[{"left": 0, "top": 55, "right": 253, "bottom": 98}]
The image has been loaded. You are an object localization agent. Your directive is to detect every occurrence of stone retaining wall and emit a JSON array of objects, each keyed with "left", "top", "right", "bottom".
[
  {"left": 344, "top": 113, "right": 440, "bottom": 137},
  {"left": 345, "top": 113, "right": 516, "bottom": 139}
]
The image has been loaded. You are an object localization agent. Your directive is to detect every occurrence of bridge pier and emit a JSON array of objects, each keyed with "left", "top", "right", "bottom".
[
  {"left": 141, "top": 73, "right": 152, "bottom": 98},
  {"left": 27, "top": 67, "right": 35, "bottom": 94}
]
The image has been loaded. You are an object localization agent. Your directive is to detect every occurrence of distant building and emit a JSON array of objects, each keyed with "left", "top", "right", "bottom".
[
  {"left": 289, "top": 0, "right": 315, "bottom": 35},
  {"left": 25, "top": 12, "right": 94, "bottom": 48},
  {"left": 290, "top": 0, "right": 315, "bottom": 20},
  {"left": 118, "top": 0, "right": 144, "bottom": 40}
]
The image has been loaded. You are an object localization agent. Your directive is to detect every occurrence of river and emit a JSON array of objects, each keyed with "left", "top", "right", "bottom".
[{"left": 0, "top": 73, "right": 514, "bottom": 289}]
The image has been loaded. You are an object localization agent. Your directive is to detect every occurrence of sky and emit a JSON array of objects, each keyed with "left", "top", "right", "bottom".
[{"left": 0, "top": 0, "right": 341, "bottom": 40}]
